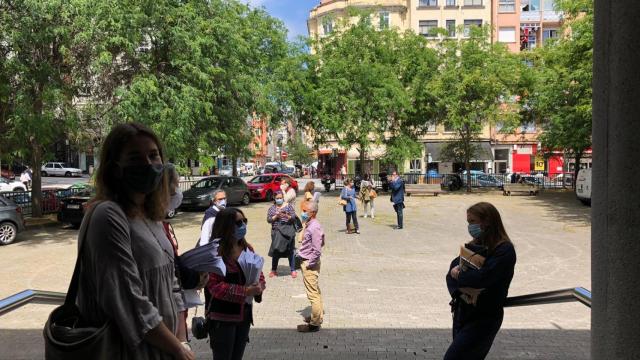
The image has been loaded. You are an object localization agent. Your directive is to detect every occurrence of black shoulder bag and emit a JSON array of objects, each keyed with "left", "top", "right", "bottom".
[{"left": 43, "top": 204, "right": 122, "bottom": 359}]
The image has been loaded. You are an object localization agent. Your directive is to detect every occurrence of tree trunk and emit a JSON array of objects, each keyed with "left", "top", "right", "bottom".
[
  {"left": 31, "top": 145, "right": 43, "bottom": 218},
  {"left": 231, "top": 154, "right": 238, "bottom": 177},
  {"left": 359, "top": 143, "right": 366, "bottom": 177}
]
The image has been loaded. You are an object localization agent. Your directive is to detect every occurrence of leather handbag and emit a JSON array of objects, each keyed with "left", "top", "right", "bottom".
[
  {"left": 338, "top": 199, "right": 347, "bottom": 206},
  {"left": 43, "top": 205, "right": 122, "bottom": 359},
  {"left": 369, "top": 189, "right": 378, "bottom": 199}
]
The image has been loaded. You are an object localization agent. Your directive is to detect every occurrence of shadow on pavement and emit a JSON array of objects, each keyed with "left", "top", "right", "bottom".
[
  {"left": 521, "top": 191, "right": 591, "bottom": 227},
  {"left": 0, "top": 327, "right": 589, "bottom": 360}
]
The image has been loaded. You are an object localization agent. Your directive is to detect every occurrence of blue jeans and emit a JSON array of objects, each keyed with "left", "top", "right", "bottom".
[
  {"left": 393, "top": 203, "right": 404, "bottom": 228},
  {"left": 271, "top": 251, "right": 295, "bottom": 272}
]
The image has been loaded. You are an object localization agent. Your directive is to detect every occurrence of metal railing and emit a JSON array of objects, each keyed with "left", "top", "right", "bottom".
[
  {"left": 0, "top": 286, "right": 591, "bottom": 318},
  {"left": 0, "top": 289, "right": 66, "bottom": 317},
  {"left": 333, "top": 172, "right": 575, "bottom": 191},
  {"left": 505, "top": 287, "right": 591, "bottom": 308}
]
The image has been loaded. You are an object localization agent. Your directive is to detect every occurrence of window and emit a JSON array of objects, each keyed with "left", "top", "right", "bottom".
[
  {"left": 543, "top": 29, "right": 559, "bottom": 42},
  {"left": 446, "top": 20, "right": 456, "bottom": 37},
  {"left": 419, "top": 20, "right": 438, "bottom": 37},
  {"left": 379, "top": 12, "right": 390, "bottom": 29},
  {"left": 322, "top": 18, "right": 333, "bottom": 35},
  {"left": 419, "top": 0, "right": 438, "bottom": 6},
  {"left": 525, "top": 33, "right": 537, "bottom": 49},
  {"left": 446, "top": 0, "right": 456, "bottom": 6},
  {"left": 498, "top": 0, "right": 515, "bottom": 12},
  {"left": 410, "top": 159, "right": 422, "bottom": 173},
  {"left": 522, "top": 0, "right": 540, "bottom": 11},
  {"left": 463, "top": 0, "right": 482, "bottom": 6},
  {"left": 543, "top": 0, "right": 555, "bottom": 11},
  {"left": 520, "top": 122, "right": 536, "bottom": 133},
  {"left": 498, "top": 27, "right": 516, "bottom": 43},
  {"left": 463, "top": 19, "right": 482, "bottom": 36},
  {"left": 427, "top": 122, "right": 437, "bottom": 132}
]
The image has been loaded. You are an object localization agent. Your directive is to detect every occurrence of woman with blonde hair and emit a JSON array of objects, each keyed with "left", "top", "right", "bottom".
[{"left": 445, "top": 202, "right": 516, "bottom": 360}]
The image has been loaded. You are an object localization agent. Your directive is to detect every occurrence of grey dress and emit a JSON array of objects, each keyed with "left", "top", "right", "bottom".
[{"left": 76, "top": 201, "right": 182, "bottom": 359}]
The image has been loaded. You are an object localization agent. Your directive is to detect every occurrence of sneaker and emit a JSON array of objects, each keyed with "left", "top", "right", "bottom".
[
  {"left": 303, "top": 316, "right": 324, "bottom": 325},
  {"left": 355, "top": 229, "right": 360, "bottom": 234},
  {"left": 394, "top": 226, "right": 403, "bottom": 230},
  {"left": 291, "top": 271, "right": 297, "bottom": 279},
  {"left": 371, "top": 215, "right": 375, "bottom": 219},
  {"left": 269, "top": 271, "right": 277, "bottom": 278},
  {"left": 297, "top": 324, "right": 320, "bottom": 333}
]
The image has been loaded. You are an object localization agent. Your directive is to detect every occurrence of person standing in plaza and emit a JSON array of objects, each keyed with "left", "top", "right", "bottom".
[
  {"left": 199, "top": 190, "right": 227, "bottom": 246},
  {"left": 445, "top": 202, "right": 517, "bottom": 360},
  {"left": 303, "top": 181, "right": 318, "bottom": 203},
  {"left": 206, "top": 207, "right": 265, "bottom": 360},
  {"left": 267, "top": 192, "right": 298, "bottom": 278},
  {"left": 359, "top": 174, "right": 375, "bottom": 218},
  {"left": 389, "top": 171, "right": 405, "bottom": 229},
  {"left": 341, "top": 179, "right": 359, "bottom": 234},
  {"left": 76, "top": 122, "right": 194, "bottom": 359},
  {"left": 281, "top": 177, "right": 297, "bottom": 208},
  {"left": 296, "top": 200, "right": 325, "bottom": 333}
]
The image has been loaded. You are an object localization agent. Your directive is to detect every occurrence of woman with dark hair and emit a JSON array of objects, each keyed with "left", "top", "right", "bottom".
[
  {"left": 340, "top": 179, "right": 359, "bottom": 234},
  {"left": 206, "top": 207, "right": 265, "bottom": 360},
  {"left": 267, "top": 191, "right": 298, "bottom": 278},
  {"left": 444, "top": 202, "right": 517, "bottom": 360},
  {"left": 76, "top": 123, "right": 194, "bottom": 359}
]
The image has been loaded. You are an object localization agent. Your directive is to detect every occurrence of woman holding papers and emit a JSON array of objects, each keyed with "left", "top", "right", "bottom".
[
  {"left": 267, "top": 191, "right": 298, "bottom": 278},
  {"left": 444, "top": 202, "right": 517, "bottom": 360},
  {"left": 206, "top": 207, "right": 265, "bottom": 360}
]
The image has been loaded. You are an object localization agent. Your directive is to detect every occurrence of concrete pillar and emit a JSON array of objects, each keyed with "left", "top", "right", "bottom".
[{"left": 592, "top": 1, "right": 640, "bottom": 358}]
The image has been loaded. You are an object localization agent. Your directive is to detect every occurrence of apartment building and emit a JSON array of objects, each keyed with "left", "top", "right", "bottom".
[{"left": 308, "top": 0, "right": 566, "bottom": 176}]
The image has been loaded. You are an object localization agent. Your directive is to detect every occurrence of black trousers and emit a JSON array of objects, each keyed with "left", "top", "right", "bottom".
[
  {"left": 393, "top": 203, "right": 404, "bottom": 228},
  {"left": 444, "top": 305, "right": 503, "bottom": 360},
  {"left": 345, "top": 211, "right": 359, "bottom": 230},
  {"left": 209, "top": 308, "right": 252, "bottom": 360}
]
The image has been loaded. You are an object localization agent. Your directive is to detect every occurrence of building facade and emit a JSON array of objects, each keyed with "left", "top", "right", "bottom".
[{"left": 308, "top": 0, "right": 565, "bottom": 176}]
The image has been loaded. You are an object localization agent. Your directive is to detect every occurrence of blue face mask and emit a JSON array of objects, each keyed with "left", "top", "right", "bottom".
[
  {"left": 215, "top": 199, "right": 227, "bottom": 208},
  {"left": 468, "top": 223, "right": 483, "bottom": 239},
  {"left": 301, "top": 211, "right": 310, "bottom": 222},
  {"left": 235, "top": 223, "right": 247, "bottom": 241},
  {"left": 275, "top": 198, "right": 284, "bottom": 205}
]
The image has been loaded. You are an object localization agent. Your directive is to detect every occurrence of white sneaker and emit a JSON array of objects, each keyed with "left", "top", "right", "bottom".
[
  {"left": 371, "top": 215, "right": 375, "bottom": 219},
  {"left": 364, "top": 215, "right": 368, "bottom": 218}
]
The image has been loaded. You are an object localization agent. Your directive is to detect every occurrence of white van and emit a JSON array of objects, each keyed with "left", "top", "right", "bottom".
[{"left": 576, "top": 168, "right": 592, "bottom": 206}]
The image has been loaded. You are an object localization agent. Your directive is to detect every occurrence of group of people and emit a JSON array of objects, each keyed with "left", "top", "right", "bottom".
[
  {"left": 64, "top": 121, "right": 516, "bottom": 360},
  {"left": 340, "top": 171, "right": 406, "bottom": 233}
]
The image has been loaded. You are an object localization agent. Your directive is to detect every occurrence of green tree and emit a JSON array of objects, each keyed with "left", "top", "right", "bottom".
[
  {"left": 308, "top": 12, "right": 411, "bottom": 172},
  {"left": 531, "top": 0, "right": 593, "bottom": 184},
  {"left": 431, "top": 25, "right": 520, "bottom": 191},
  {"left": 0, "top": 0, "right": 96, "bottom": 216},
  {"left": 287, "top": 135, "right": 314, "bottom": 165}
]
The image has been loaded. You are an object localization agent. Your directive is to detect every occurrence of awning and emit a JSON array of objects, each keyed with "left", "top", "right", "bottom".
[{"left": 425, "top": 141, "right": 494, "bottom": 162}]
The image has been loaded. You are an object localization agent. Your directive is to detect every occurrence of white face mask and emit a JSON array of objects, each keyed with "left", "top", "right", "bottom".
[{"left": 167, "top": 188, "right": 183, "bottom": 212}]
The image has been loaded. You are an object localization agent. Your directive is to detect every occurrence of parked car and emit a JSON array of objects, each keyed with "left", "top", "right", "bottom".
[
  {"left": 57, "top": 186, "right": 94, "bottom": 228},
  {"left": 218, "top": 165, "right": 233, "bottom": 176},
  {"left": 551, "top": 173, "right": 574, "bottom": 188},
  {"left": 41, "top": 162, "right": 83, "bottom": 177},
  {"left": 0, "top": 196, "right": 26, "bottom": 245},
  {"left": 0, "top": 176, "right": 27, "bottom": 192},
  {"left": 247, "top": 174, "right": 299, "bottom": 201},
  {"left": 263, "top": 164, "right": 285, "bottom": 174},
  {"left": 1, "top": 167, "right": 15, "bottom": 180},
  {"left": 51, "top": 182, "right": 93, "bottom": 200},
  {"left": 520, "top": 176, "right": 544, "bottom": 186},
  {"left": 282, "top": 166, "right": 296, "bottom": 177},
  {"left": 461, "top": 172, "right": 504, "bottom": 187},
  {"left": 181, "top": 176, "right": 250, "bottom": 209},
  {"left": 576, "top": 168, "right": 592, "bottom": 206}
]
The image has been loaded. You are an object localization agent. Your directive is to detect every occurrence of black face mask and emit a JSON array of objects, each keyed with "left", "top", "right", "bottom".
[{"left": 121, "top": 163, "right": 164, "bottom": 194}]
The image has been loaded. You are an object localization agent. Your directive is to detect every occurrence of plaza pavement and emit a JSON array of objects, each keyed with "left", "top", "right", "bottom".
[{"left": 0, "top": 189, "right": 591, "bottom": 359}]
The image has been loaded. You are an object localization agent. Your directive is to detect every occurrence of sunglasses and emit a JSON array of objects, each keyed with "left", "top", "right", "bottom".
[{"left": 235, "top": 218, "right": 248, "bottom": 226}]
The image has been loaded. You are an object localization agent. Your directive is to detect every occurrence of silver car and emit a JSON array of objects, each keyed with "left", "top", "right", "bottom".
[
  {"left": 41, "top": 162, "right": 83, "bottom": 177},
  {"left": 0, "top": 196, "right": 26, "bottom": 245}
]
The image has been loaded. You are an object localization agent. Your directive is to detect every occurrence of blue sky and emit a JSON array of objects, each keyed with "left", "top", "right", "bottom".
[{"left": 245, "top": 0, "right": 318, "bottom": 40}]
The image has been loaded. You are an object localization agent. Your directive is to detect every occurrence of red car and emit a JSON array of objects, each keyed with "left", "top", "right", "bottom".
[{"left": 247, "top": 173, "right": 298, "bottom": 201}]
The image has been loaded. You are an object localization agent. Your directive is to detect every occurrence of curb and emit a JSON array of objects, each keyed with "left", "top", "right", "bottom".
[{"left": 25, "top": 216, "right": 59, "bottom": 229}]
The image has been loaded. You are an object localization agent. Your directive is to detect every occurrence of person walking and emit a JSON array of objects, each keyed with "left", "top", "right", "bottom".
[
  {"left": 20, "top": 170, "right": 31, "bottom": 191},
  {"left": 389, "top": 171, "right": 405, "bottom": 229},
  {"left": 267, "top": 192, "right": 298, "bottom": 278},
  {"left": 296, "top": 200, "right": 325, "bottom": 333},
  {"left": 206, "top": 207, "right": 265, "bottom": 360},
  {"left": 199, "top": 190, "right": 227, "bottom": 246},
  {"left": 75, "top": 122, "right": 194, "bottom": 360},
  {"left": 280, "top": 177, "right": 297, "bottom": 208},
  {"left": 444, "top": 202, "right": 517, "bottom": 360},
  {"left": 340, "top": 179, "right": 359, "bottom": 234}
]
